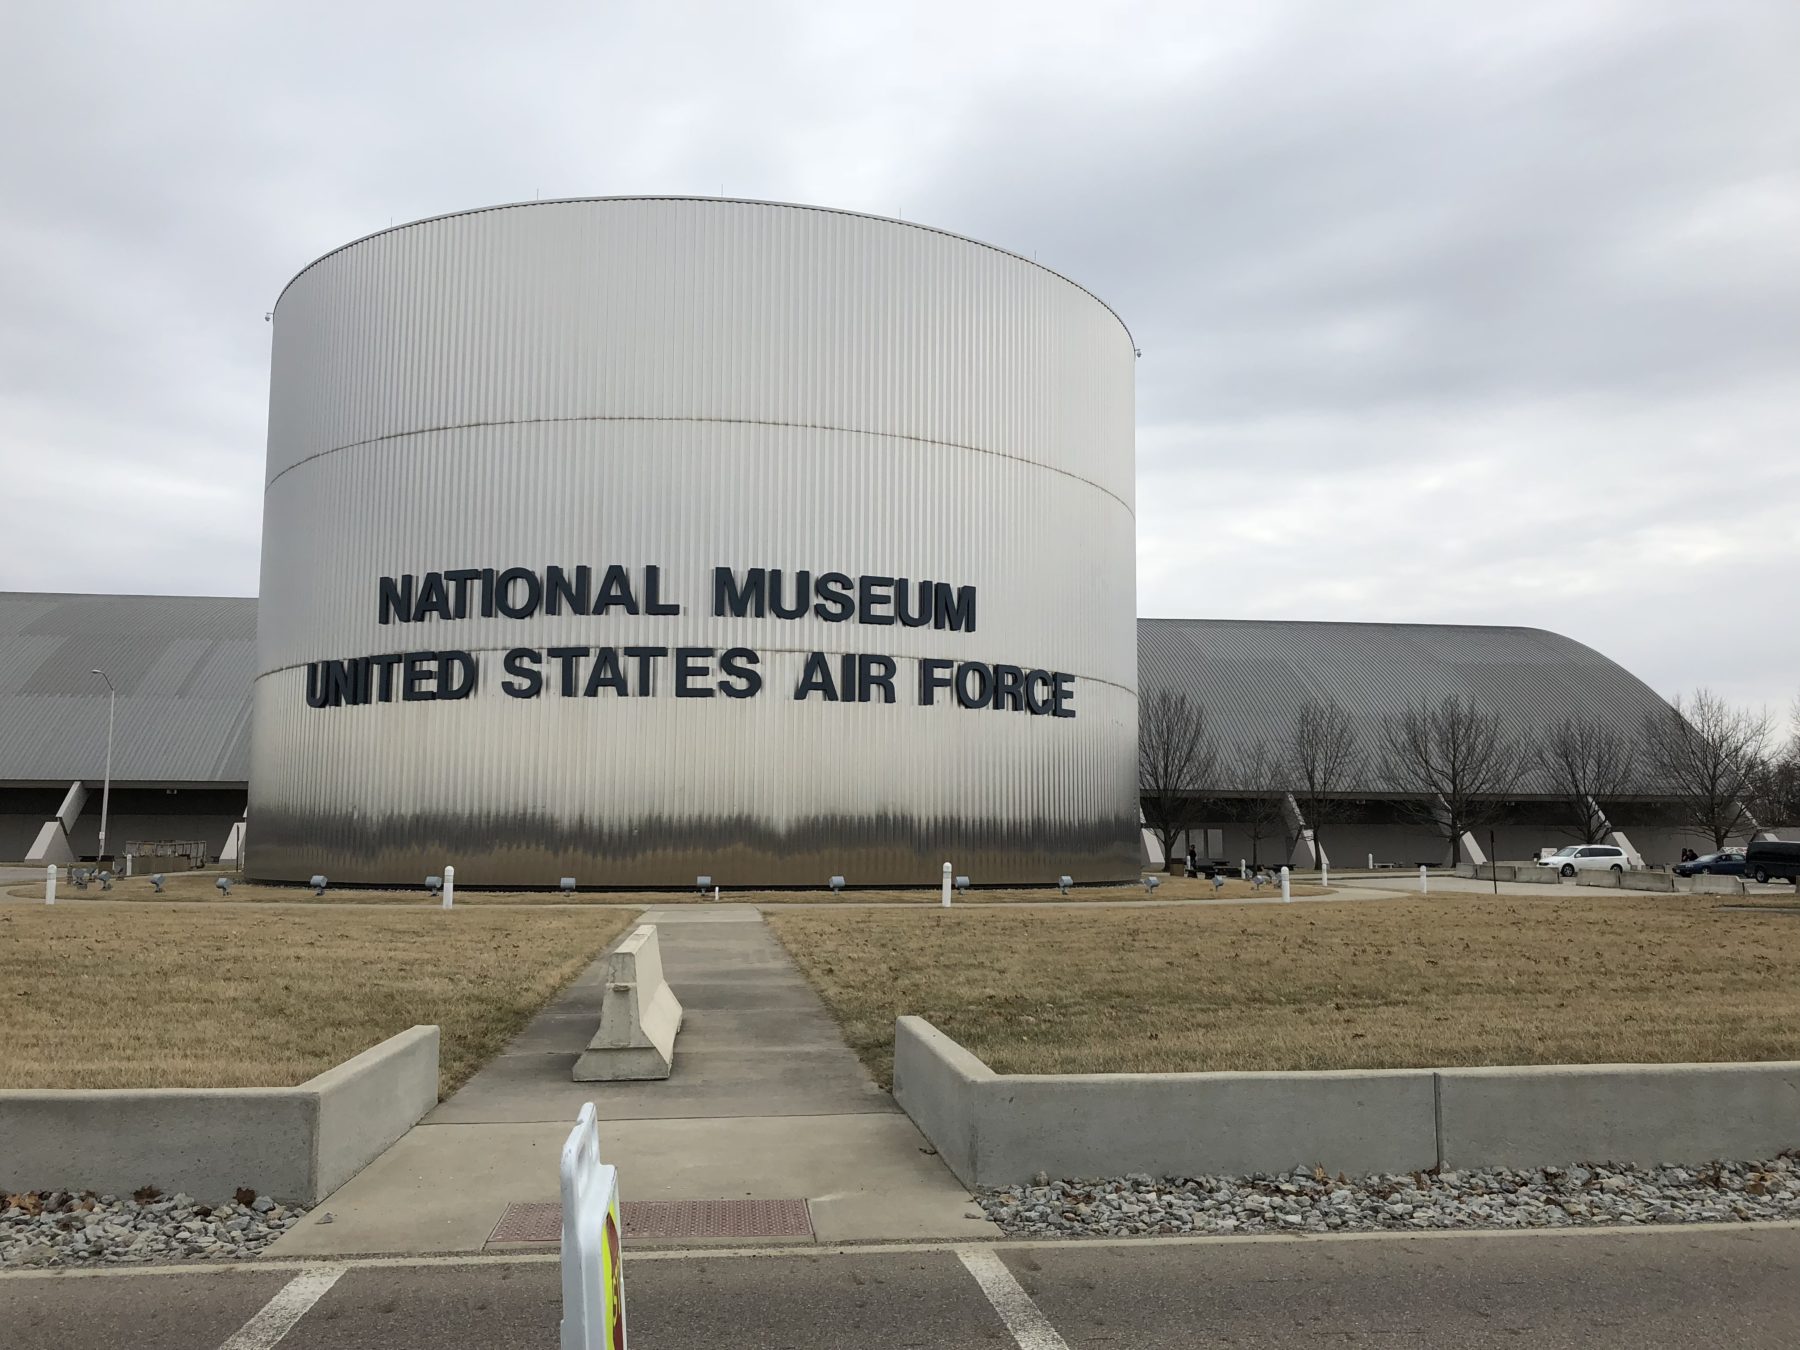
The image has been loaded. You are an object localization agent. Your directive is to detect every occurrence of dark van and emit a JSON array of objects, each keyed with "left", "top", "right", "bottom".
[{"left": 1745, "top": 840, "right": 1800, "bottom": 885}]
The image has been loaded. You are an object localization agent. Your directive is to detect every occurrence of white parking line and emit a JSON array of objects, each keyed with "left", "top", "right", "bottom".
[
  {"left": 216, "top": 1264, "right": 346, "bottom": 1349},
  {"left": 957, "top": 1245, "right": 1070, "bottom": 1350}
]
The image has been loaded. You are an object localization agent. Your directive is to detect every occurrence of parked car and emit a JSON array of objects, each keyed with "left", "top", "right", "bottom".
[
  {"left": 1744, "top": 840, "right": 1800, "bottom": 885},
  {"left": 1541, "top": 844, "right": 1630, "bottom": 877},
  {"left": 1673, "top": 850, "right": 1746, "bottom": 877}
]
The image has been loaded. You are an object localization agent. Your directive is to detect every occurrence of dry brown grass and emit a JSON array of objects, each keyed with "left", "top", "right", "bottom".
[
  {"left": 2, "top": 872, "right": 1323, "bottom": 907},
  {"left": 0, "top": 903, "right": 634, "bottom": 1092},
  {"left": 767, "top": 893, "right": 1800, "bottom": 1087}
]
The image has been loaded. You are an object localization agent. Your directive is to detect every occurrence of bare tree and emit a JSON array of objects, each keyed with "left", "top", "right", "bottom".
[
  {"left": 1640, "top": 689, "right": 1774, "bottom": 849},
  {"left": 1238, "top": 737, "right": 1289, "bottom": 868},
  {"left": 1381, "top": 696, "right": 1526, "bottom": 867},
  {"left": 1282, "top": 697, "right": 1361, "bottom": 866},
  {"left": 1535, "top": 715, "right": 1637, "bottom": 844},
  {"left": 1138, "top": 689, "right": 1218, "bottom": 871}
]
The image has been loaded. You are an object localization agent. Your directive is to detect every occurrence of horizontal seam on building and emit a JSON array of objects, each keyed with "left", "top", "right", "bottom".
[
  {"left": 263, "top": 416, "right": 1137, "bottom": 517},
  {"left": 252, "top": 647, "right": 1139, "bottom": 698}
]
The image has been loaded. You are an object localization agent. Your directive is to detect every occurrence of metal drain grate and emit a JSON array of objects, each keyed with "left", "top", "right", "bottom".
[{"left": 489, "top": 1198, "right": 813, "bottom": 1244}]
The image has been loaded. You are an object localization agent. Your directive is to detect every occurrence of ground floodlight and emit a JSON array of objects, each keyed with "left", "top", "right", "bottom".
[
  {"left": 150, "top": 874, "right": 165, "bottom": 894},
  {"left": 1058, "top": 875, "right": 1073, "bottom": 895},
  {"left": 425, "top": 875, "right": 443, "bottom": 895},
  {"left": 828, "top": 875, "right": 845, "bottom": 893},
  {"left": 1143, "top": 874, "right": 1161, "bottom": 892},
  {"left": 696, "top": 875, "right": 712, "bottom": 893},
  {"left": 309, "top": 874, "right": 328, "bottom": 896},
  {"left": 954, "top": 875, "right": 970, "bottom": 895},
  {"left": 215, "top": 876, "right": 232, "bottom": 895},
  {"left": 560, "top": 876, "right": 577, "bottom": 892}
]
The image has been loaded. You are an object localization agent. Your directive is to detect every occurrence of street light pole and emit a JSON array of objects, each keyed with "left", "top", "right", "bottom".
[{"left": 91, "top": 670, "right": 114, "bottom": 867}]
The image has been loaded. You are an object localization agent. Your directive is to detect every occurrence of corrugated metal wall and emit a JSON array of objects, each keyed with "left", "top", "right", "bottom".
[{"left": 250, "top": 198, "right": 1139, "bottom": 885}]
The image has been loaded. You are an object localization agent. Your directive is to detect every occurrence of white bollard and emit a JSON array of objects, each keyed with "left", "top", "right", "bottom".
[
  {"left": 941, "top": 861, "right": 953, "bottom": 908},
  {"left": 443, "top": 864, "right": 455, "bottom": 909},
  {"left": 45, "top": 864, "right": 56, "bottom": 905},
  {"left": 1419, "top": 864, "right": 1429, "bottom": 894},
  {"left": 1279, "top": 865, "right": 1291, "bottom": 902},
  {"left": 1239, "top": 858, "right": 1247, "bottom": 880},
  {"left": 712, "top": 885, "right": 719, "bottom": 903},
  {"left": 1368, "top": 853, "right": 1374, "bottom": 870},
  {"left": 1321, "top": 860, "right": 1329, "bottom": 888}
]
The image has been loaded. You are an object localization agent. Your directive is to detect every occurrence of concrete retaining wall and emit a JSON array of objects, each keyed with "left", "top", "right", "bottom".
[
  {"left": 894, "top": 1018, "right": 1800, "bottom": 1187},
  {"left": 894, "top": 1018, "right": 1437, "bottom": 1186},
  {"left": 1437, "top": 1062, "right": 1800, "bottom": 1170},
  {"left": 0, "top": 1026, "right": 438, "bottom": 1204},
  {"left": 1470, "top": 864, "right": 1569, "bottom": 884}
]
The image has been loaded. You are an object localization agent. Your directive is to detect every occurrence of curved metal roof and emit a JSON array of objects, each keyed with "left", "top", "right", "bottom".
[
  {"left": 1137, "top": 618, "right": 1676, "bottom": 795},
  {"left": 0, "top": 593, "right": 255, "bottom": 785}
]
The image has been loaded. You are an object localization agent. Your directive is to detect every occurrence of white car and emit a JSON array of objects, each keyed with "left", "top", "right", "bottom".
[{"left": 1540, "top": 844, "right": 1629, "bottom": 877}]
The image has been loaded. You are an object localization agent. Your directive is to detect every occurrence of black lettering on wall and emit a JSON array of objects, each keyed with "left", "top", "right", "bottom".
[
  {"left": 496, "top": 567, "right": 543, "bottom": 619},
  {"left": 623, "top": 646, "right": 667, "bottom": 696},
  {"left": 676, "top": 647, "right": 714, "bottom": 698},
  {"left": 440, "top": 651, "right": 477, "bottom": 700},
  {"left": 794, "top": 652, "right": 838, "bottom": 701},
  {"left": 719, "top": 648, "right": 762, "bottom": 698},
  {"left": 858, "top": 654, "right": 896, "bottom": 704},
  {"left": 933, "top": 583, "right": 976, "bottom": 633},
  {"left": 714, "top": 567, "right": 766, "bottom": 618},
  {"left": 644, "top": 565, "right": 681, "bottom": 616},
  {"left": 403, "top": 652, "right": 438, "bottom": 701},
  {"left": 1052, "top": 672, "right": 1076, "bottom": 718},
  {"left": 896, "top": 580, "right": 933, "bottom": 628},
  {"left": 991, "top": 664, "right": 1025, "bottom": 712},
  {"left": 814, "top": 573, "right": 854, "bottom": 622},
  {"left": 585, "top": 647, "right": 627, "bottom": 697},
  {"left": 920, "top": 658, "right": 955, "bottom": 706},
  {"left": 378, "top": 575, "right": 414, "bottom": 625},
  {"left": 594, "top": 565, "right": 639, "bottom": 615},
  {"left": 769, "top": 569, "right": 810, "bottom": 620},
  {"left": 547, "top": 647, "right": 586, "bottom": 697},
  {"left": 444, "top": 569, "right": 481, "bottom": 619},
  {"left": 414, "top": 574, "right": 452, "bottom": 622},
  {"left": 955, "top": 661, "right": 992, "bottom": 709},
  {"left": 502, "top": 648, "right": 543, "bottom": 698},
  {"left": 546, "top": 565, "right": 592, "bottom": 616}
]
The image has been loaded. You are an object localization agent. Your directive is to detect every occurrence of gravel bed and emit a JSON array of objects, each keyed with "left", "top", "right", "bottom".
[
  {"left": 1, "top": 1188, "right": 308, "bottom": 1267},
  {"left": 980, "top": 1156, "right": 1800, "bottom": 1237}
]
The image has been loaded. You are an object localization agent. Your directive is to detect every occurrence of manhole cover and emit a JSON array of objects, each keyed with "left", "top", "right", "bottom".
[{"left": 489, "top": 1198, "right": 813, "bottom": 1244}]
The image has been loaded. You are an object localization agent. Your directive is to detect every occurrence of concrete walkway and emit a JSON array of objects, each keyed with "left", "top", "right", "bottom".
[{"left": 272, "top": 905, "right": 995, "bottom": 1256}]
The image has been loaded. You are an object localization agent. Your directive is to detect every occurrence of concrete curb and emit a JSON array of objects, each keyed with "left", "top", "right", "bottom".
[
  {"left": 893, "top": 1018, "right": 1800, "bottom": 1188},
  {"left": 0, "top": 1026, "right": 439, "bottom": 1204}
]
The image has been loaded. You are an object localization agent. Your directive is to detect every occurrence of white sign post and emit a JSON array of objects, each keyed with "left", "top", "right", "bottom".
[
  {"left": 561, "top": 1102, "right": 626, "bottom": 1350},
  {"left": 1419, "top": 864, "right": 1429, "bottom": 894},
  {"left": 442, "top": 864, "right": 455, "bottom": 909},
  {"left": 45, "top": 864, "right": 56, "bottom": 905},
  {"left": 1279, "top": 865, "right": 1291, "bottom": 903},
  {"left": 941, "top": 862, "right": 953, "bottom": 908}
]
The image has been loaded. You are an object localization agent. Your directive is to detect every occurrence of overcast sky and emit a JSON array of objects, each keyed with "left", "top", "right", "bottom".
[{"left": 2, "top": 0, "right": 1795, "bottom": 716}]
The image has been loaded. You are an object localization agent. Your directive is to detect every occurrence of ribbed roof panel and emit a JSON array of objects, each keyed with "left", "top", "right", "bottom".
[{"left": 0, "top": 593, "right": 256, "bottom": 784}]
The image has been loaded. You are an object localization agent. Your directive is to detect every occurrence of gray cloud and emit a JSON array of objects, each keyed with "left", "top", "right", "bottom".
[{"left": 1, "top": 0, "right": 1794, "bottom": 714}]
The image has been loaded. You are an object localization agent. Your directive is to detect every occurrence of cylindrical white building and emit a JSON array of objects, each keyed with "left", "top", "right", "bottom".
[{"left": 249, "top": 198, "right": 1138, "bottom": 886}]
